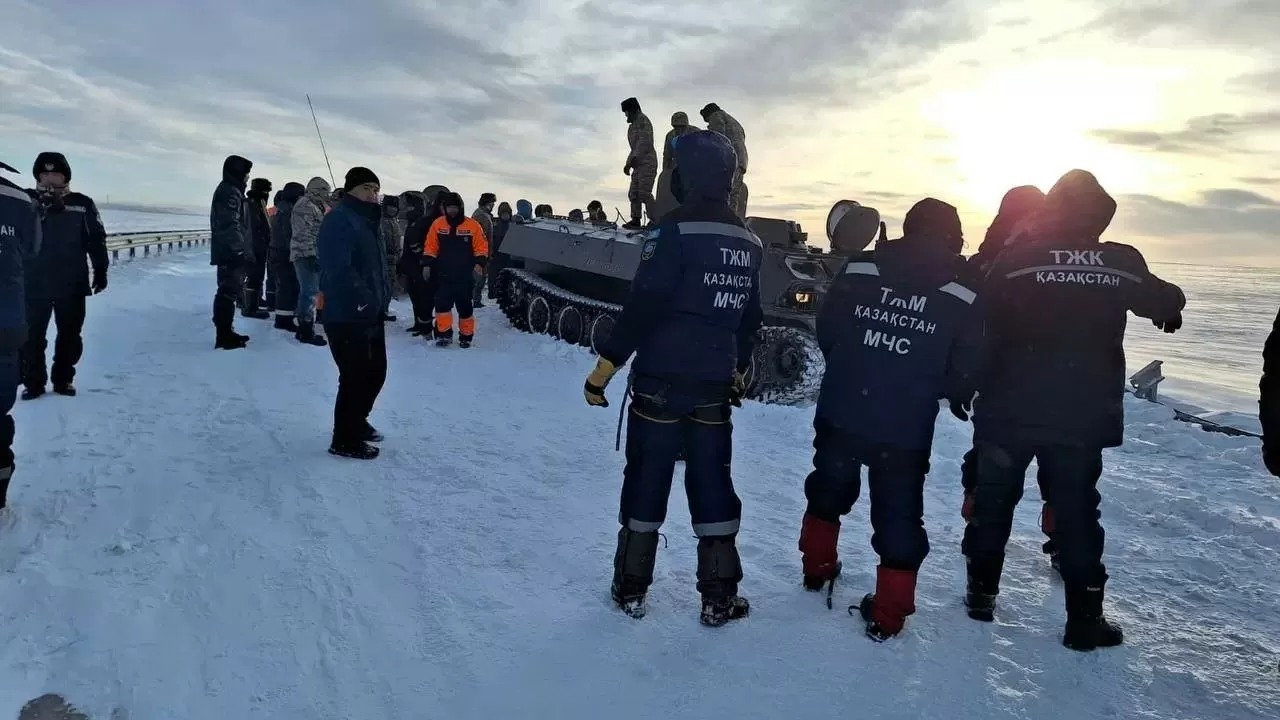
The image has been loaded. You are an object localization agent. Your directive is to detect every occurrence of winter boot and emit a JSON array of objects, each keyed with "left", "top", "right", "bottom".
[
  {"left": 328, "top": 437, "right": 380, "bottom": 460},
  {"left": 434, "top": 325, "right": 453, "bottom": 347},
  {"left": 241, "top": 292, "right": 270, "bottom": 320},
  {"left": 459, "top": 333, "right": 473, "bottom": 349},
  {"left": 0, "top": 463, "right": 13, "bottom": 509},
  {"left": 295, "top": 321, "right": 328, "bottom": 346},
  {"left": 799, "top": 513, "right": 842, "bottom": 591},
  {"left": 21, "top": 386, "right": 44, "bottom": 401},
  {"left": 1040, "top": 504, "right": 1061, "bottom": 574},
  {"left": 611, "top": 526, "right": 660, "bottom": 618},
  {"left": 215, "top": 329, "right": 249, "bottom": 350},
  {"left": 383, "top": 311, "right": 397, "bottom": 322},
  {"left": 696, "top": 535, "right": 750, "bottom": 627},
  {"left": 52, "top": 382, "right": 76, "bottom": 397},
  {"left": 1062, "top": 579, "right": 1124, "bottom": 651},
  {"left": 963, "top": 555, "right": 1004, "bottom": 622},
  {"left": 857, "top": 566, "right": 918, "bottom": 642},
  {"left": 360, "top": 421, "right": 384, "bottom": 443},
  {"left": 622, "top": 217, "right": 643, "bottom": 231},
  {"left": 274, "top": 314, "right": 298, "bottom": 332},
  {"left": 408, "top": 320, "right": 431, "bottom": 336}
]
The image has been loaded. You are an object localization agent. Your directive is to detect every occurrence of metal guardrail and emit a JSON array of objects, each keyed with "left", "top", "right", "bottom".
[
  {"left": 1127, "top": 360, "right": 1260, "bottom": 438},
  {"left": 105, "top": 229, "right": 210, "bottom": 264}
]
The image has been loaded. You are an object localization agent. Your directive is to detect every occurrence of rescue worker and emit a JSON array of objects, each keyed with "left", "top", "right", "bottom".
[
  {"left": 799, "top": 198, "right": 980, "bottom": 641},
  {"left": 210, "top": 155, "right": 254, "bottom": 349},
  {"left": 290, "top": 176, "right": 331, "bottom": 346},
  {"left": 959, "top": 185, "right": 1059, "bottom": 568},
  {"left": 662, "top": 112, "right": 698, "bottom": 171},
  {"left": 270, "top": 182, "right": 306, "bottom": 332},
  {"left": 242, "top": 177, "right": 273, "bottom": 319},
  {"left": 700, "top": 103, "right": 748, "bottom": 217},
  {"left": 1262, "top": 313, "right": 1280, "bottom": 477},
  {"left": 422, "top": 192, "right": 488, "bottom": 348},
  {"left": 962, "top": 169, "right": 1186, "bottom": 651},
  {"left": 586, "top": 200, "right": 607, "bottom": 225},
  {"left": 380, "top": 195, "right": 403, "bottom": 321},
  {"left": 316, "top": 167, "right": 390, "bottom": 460},
  {"left": 21, "top": 152, "right": 109, "bottom": 393},
  {"left": 401, "top": 185, "right": 448, "bottom": 336},
  {"left": 471, "top": 192, "right": 496, "bottom": 307},
  {"left": 620, "top": 97, "right": 658, "bottom": 230},
  {"left": 535, "top": 204, "right": 554, "bottom": 218},
  {"left": 0, "top": 160, "right": 40, "bottom": 507},
  {"left": 486, "top": 201, "right": 513, "bottom": 300},
  {"left": 582, "top": 130, "right": 762, "bottom": 627}
]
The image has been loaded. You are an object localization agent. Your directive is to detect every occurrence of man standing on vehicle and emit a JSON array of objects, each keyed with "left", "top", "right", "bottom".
[
  {"left": 0, "top": 160, "right": 40, "bottom": 507},
  {"left": 621, "top": 97, "right": 658, "bottom": 230},
  {"left": 21, "top": 152, "right": 109, "bottom": 395},
  {"left": 583, "top": 130, "right": 762, "bottom": 627}
]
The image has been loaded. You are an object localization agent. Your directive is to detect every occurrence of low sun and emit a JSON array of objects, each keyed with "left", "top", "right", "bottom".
[{"left": 923, "top": 59, "right": 1177, "bottom": 211}]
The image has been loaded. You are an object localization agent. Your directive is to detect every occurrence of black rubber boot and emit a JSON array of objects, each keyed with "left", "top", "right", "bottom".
[
  {"left": 21, "top": 386, "right": 44, "bottom": 401},
  {"left": 1063, "top": 579, "right": 1124, "bottom": 651},
  {"left": 274, "top": 314, "right": 298, "bottom": 332},
  {"left": 295, "top": 321, "right": 327, "bottom": 346},
  {"left": 964, "top": 556, "right": 1003, "bottom": 622},
  {"left": 611, "top": 527, "right": 660, "bottom": 619},
  {"left": 241, "top": 291, "right": 270, "bottom": 320},
  {"left": 52, "top": 382, "right": 76, "bottom": 397},
  {"left": 696, "top": 535, "right": 750, "bottom": 627},
  {"left": 215, "top": 329, "right": 249, "bottom": 349}
]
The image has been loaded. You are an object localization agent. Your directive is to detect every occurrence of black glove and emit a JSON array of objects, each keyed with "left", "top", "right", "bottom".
[
  {"left": 91, "top": 269, "right": 107, "bottom": 294},
  {"left": 1154, "top": 314, "right": 1182, "bottom": 334},
  {"left": 948, "top": 395, "right": 973, "bottom": 422},
  {"left": 1265, "top": 444, "right": 1280, "bottom": 478}
]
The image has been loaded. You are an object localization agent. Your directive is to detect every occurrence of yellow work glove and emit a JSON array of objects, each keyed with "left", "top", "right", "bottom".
[
  {"left": 730, "top": 369, "right": 747, "bottom": 407},
  {"left": 584, "top": 357, "right": 619, "bottom": 407}
]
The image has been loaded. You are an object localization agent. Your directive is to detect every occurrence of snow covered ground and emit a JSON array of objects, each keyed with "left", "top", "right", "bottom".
[{"left": 0, "top": 247, "right": 1276, "bottom": 719}]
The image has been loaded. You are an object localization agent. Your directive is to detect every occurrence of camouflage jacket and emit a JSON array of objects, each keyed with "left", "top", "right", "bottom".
[
  {"left": 706, "top": 110, "right": 748, "bottom": 173},
  {"left": 663, "top": 124, "right": 699, "bottom": 171},
  {"left": 380, "top": 217, "right": 402, "bottom": 260},
  {"left": 290, "top": 176, "right": 331, "bottom": 261},
  {"left": 626, "top": 112, "right": 658, "bottom": 169}
]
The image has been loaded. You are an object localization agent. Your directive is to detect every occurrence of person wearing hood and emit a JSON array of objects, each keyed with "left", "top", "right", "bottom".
[
  {"left": 699, "top": 103, "right": 748, "bottom": 217},
  {"left": 269, "top": 182, "right": 306, "bottom": 332},
  {"left": 471, "top": 192, "right": 496, "bottom": 307},
  {"left": 0, "top": 159, "right": 40, "bottom": 507},
  {"left": 1261, "top": 317, "right": 1280, "bottom": 478},
  {"left": 290, "top": 176, "right": 332, "bottom": 346},
  {"left": 662, "top": 112, "right": 698, "bottom": 172},
  {"left": 486, "top": 201, "right": 514, "bottom": 300},
  {"left": 20, "top": 152, "right": 109, "bottom": 393},
  {"left": 208, "top": 154, "right": 255, "bottom": 349},
  {"left": 422, "top": 192, "right": 488, "bottom": 347},
  {"left": 959, "top": 185, "right": 1058, "bottom": 567},
  {"left": 961, "top": 169, "right": 1185, "bottom": 651},
  {"left": 620, "top": 98, "right": 658, "bottom": 230},
  {"left": 315, "top": 167, "right": 390, "bottom": 460},
  {"left": 241, "top": 177, "right": 273, "bottom": 320},
  {"left": 379, "top": 195, "right": 403, "bottom": 321},
  {"left": 582, "top": 130, "right": 762, "bottom": 627},
  {"left": 515, "top": 199, "right": 533, "bottom": 222},
  {"left": 586, "top": 199, "right": 607, "bottom": 225},
  {"left": 799, "top": 198, "right": 980, "bottom": 643},
  {"left": 401, "top": 185, "right": 449, "bottom": 335}
]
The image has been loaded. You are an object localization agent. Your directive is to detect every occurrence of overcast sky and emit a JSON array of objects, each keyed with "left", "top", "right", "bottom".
[{"left": 1, "top": 0, "right": 1275, "bottom": 265}]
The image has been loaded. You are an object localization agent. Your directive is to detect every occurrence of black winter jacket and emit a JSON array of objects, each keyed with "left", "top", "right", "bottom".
[
  {"left": 210, "top": 155, "right": 252, "bottom": 267},
  {"left": 26, "top": 189, "right": 107, "bottom": 299}
]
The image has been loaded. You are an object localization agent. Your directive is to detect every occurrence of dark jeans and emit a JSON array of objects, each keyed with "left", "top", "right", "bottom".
[
  {"left": 962, "top": 444, "right": 1106, "bottom": 587},
  {"left": 22, "top": 294, "right": 87, "bottom": 389},
  {"left": 404, "top": 269, "right": 435, "bottom": 326},
  {"left": 0, "top": 350, "right": 17, "bottom": 468},
  {"left": 213, "top": 264, "right": 246, "bottom": 332},
  {"left": 324, "top": 322, "right": 388, "bottom": 442},
  {"left": 619, "top": 400, "right": 741, "bottom": 538},
  {"left": 272, "top": 260, "right": 298, "bottom": 315},
  {"left": 246, "top": 251, "right": 267, "bottom": 300},
  {"left": 803, "top": 420, "right": 930, "bottom": 571}
]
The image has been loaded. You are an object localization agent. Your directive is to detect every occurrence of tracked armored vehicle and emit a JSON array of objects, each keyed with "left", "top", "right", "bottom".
[{"left": 493, "top": 201, "right": 884, "bottom": 405}]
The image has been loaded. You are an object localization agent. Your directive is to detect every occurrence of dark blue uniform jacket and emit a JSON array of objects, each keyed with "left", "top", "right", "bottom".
[
  {"left": 0, "top": 177, "right": 40, "bottom": 351},
  {"left": 25, "top": 189, "right": 107, "bottom": 300},
  {"left": 815, "top": 235, "right": 982, "bottom": 451}
]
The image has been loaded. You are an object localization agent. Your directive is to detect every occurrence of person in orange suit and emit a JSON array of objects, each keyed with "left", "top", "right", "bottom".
[{"left": 422, "top": 192, "right": 488, "bottom": 347}]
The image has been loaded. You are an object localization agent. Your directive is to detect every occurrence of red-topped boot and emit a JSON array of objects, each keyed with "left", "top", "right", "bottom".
[
  {"left": 799, "top": 514, "right": 842, "bottom": 591},
  {"left": 858, "top": 566, "right": 918, "bottom": 642}
]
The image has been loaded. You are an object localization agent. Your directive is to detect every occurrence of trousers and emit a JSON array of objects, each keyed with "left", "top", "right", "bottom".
[
  {"left": 0, "top": 350, "right": 18, "bottom": 468},
  {"left": 324, "top": 322, "right": 388, "bottom": 441},
  {"left": 434, "top": 280, "right": 475, "bottom": 340},
  {"left": 962, "top": 444, "right": 1106, "bottom": 587},
  {"left": 272, "top": 259, "right": 298, "bottom": 315},
  {"left": 213, "top": 264, "right": 245, "bottom": 332},
  {"left": 22, "top": 294, "right": 87, "bottom": 389},
  {"left": 628, "top": 163, "right": 657, "bottom": 222}
]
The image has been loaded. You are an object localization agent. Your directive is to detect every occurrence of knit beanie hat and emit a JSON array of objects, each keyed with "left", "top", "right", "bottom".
[{"left": 343, "top": 166, "right": 380, "bottom": 192}]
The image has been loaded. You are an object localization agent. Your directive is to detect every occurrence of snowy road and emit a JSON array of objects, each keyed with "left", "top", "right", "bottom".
[{"left": 0, "top": 249, "right": 1276, "bottom": 719}]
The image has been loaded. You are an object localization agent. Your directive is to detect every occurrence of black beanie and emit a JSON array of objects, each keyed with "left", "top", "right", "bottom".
[
  {"left": 33, "top": 152, "right": 71, "bottom": 182},
  {"left": 621, "top": 97, "right": 640, "bottom": 114},
  {"left": 250, "top": 177, "right": 272, "bottom": 194},
  {"left": 343, "top": 166, "right": 380, "bottom": 192},
  {"left": 479, "top": 192, "right": 496, "bottom": 205}
]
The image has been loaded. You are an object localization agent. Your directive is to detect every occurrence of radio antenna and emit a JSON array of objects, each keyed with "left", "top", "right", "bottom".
[{"left": 306, "top": 94, "right": 337, "bottom": 188}]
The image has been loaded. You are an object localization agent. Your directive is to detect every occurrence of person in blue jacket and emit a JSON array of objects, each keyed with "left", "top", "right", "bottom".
[
  {"left": 0, "top": 160, "right": 40, "bottom": 507},
  {"left": 799, "top": 198, "right": 982, "bottom": 641},
  {"left": 582, "top": 130, "right": 763, "bottom": 627},
  {"left": 316, "top": 167, "right": 390, "bottom": 460},
  {"left": 962, "top": 169, "right": 1185, "bottom": 651}
]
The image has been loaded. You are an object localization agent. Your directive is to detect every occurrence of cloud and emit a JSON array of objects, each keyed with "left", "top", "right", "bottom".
[
  {"left": 1112, "top": 188, "right": 1280, "bottom": 265},
  {"left": 1090, "top": 112, "right": 1280, "bottom": 155}
]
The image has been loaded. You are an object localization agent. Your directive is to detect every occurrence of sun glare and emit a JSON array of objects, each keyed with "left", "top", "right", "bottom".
[{"left": 924, "top": 59, "right": 1177, "bottom": 210}]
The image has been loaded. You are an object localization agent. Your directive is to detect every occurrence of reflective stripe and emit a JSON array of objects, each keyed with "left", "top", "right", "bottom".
[
  {"left": 677, "top": 221, "right": 761, "bottom": 247},
  {"left": 274, "top": 310, "right": 294, "bottom": 317},
  {"left": 0, "top": 465, "right": 10, "bottom": 480},
  {"left": 623, "top": 516, "right": 664, "bottom": 533},
  {"left": 692, "top": 519, "right": 740, "bottom": 537},
  {"left": 64, "top": 205, "right": 87, "bottom": 213},
  {"left": 938, "top": 282, "right": 976, "bottom": 304},
  {"left": 844, "top": 262, "right": 879, "bottom": 276},
  {"left": 1005, "top": 265, "right": 1142, "bottom": 283},
  {"left": 0, "top": 184, "right": 31, "bottom": 204}
]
